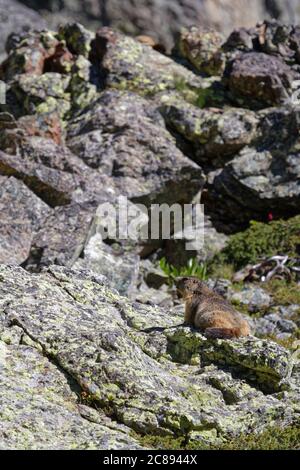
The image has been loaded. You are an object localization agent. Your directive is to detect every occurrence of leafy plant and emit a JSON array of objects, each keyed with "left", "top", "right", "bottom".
[
  {"left": 213, "top": 216, "right": 300, "bottom": 270},
  {"left": 159, "top": 257, "right": 208, "bottom": 285}
]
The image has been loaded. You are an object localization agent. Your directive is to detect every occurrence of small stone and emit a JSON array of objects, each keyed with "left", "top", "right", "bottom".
[{"left": 228, "top": 285, "right": 272, "bottom": 312}]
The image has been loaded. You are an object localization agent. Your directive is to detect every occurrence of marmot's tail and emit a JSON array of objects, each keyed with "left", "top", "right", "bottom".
[{"left": 204, "top": 327, "right": 244, "bottom": 339}]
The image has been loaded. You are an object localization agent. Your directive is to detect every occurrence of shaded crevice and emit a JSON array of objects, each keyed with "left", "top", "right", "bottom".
[
  {"left": 0, "top": 164, "right": 72, "bottom": 208},
  {"left": 208, "top": 378, "right": 241, "bottom": 405}
]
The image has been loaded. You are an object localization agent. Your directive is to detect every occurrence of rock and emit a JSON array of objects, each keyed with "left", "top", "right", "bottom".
[
  {"left": 222, "top": 27, "right": 256, "bottom": 52},
  {"left": 0, "top": 264, "right": 298, "bottom": 445},
  {"left": 0, "top": 28, "right": 97, "bottom": 119},
  {"left": 0, "top": 0, "right": 47, "bottom": 61},
  {"left": 271, "top": 305, "right": 300, "bottom": 325},
  {"left": 173, "top": 27, "right": 225, "bottom": 76},
  {"left": 140, "top": 260, "right": 169, "bottom": 290},
  {"left": 15, "top": 112, "right": 63, "bottom": 145},
  {"left": 67, "top": 89, "right": 205, "bottom": 205},
  {"left": 91, "top": 27, "right": 206, "bottom": 102},
  {"left": 134, "top": 284, "right": 174, "bottom": 309},
  {"left": 162, "top": 216, "right": 228, "bottom": 267},
  {"left": 74, "top": 231, "right": 140, "bottom": 298},
  {"left": 1, "top": 30, "right": 61, "bottom": 81},
  {"left": 255, "top": 20, "right": 300, "bottom": 63},
  {"left": 25, "top": 202, "right": 97, "bottom": 271},
  {"left": 224, "top": 52, "right": 299, "bottom": 109},
  {"left": 8, "top": 72, "right": 71, "bottom": 119},
  {"left": 222, "top": 20, "right": 300, "bottom": 63},
  {"left": 0, "top": 144, "right": 79, "bottom": 207},
  {"left": 206, "top": 278, "right": 233, "bottom": 297},
  {"left": 167, "top": 327, "right": 294, "bottom": 392},
  {"left": 0, "top": 176, "right": 50, "bottom": 264},
  {"left": 254, "top": 313, "right": 298, "bottom": 339},
  {"left": 0, "top": 118, "right": 120, "bottom": 208},
  {"left": 205, "top": 107, "right": 300, "bottom": 231},
  {"left": 228, "top": 285, "right": 272, "bottom": 312},
  {"left": 68, "top": 55, "right": 98, "bottom": 113},
  {"left": 58, "top": 23, "right": 94, "bottom": 58},
  {"left": 0, "top": 341, "right": 142, "bottom": 449},
  {"left": 160, "top": 99, "right": 258, "bottom": 167}
]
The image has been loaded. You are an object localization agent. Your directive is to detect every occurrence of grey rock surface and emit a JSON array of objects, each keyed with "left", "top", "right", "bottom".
[
  {"left": 0, "top": 264, "right": 298, "bottom": 448},
  {"left": 0, "top": 340, "right": 142, "bottom": 449},
  {"left": 0, "top": 176, "right": 50, "bottom": 264},
  {"left": 254, "top": 313, "right": 298, "bottom": 339},
  {"left": 228, "top": 285, "right": 272, "bottom": 312},
  {"left": 67, "top": 89, "right": 205, "bottom": 205}
]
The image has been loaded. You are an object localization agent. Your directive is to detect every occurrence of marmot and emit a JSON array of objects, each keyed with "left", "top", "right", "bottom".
[{"left": 175, "top": 277, "right": 250, "bottom": 339}]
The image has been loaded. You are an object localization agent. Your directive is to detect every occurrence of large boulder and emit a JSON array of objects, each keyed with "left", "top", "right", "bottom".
[
  {"left": 90, "top": 27, "right": 206, "bottom": 101},
  {"left": 0, "top": 176, "right": 50, "bottom": 264},
  {"left": 67, "top": 89, "right": 205, "bottom": 205},
  {"left": 203, "top": 106, "right": 300, "bottom": 231},
  {"left": 24, "top": 202, "right": 97, "bottom": 271},
  {"left": 0, "top": 264, "right": 298, "bottom": 447},
  {"left": 224, "top": 51, "right": 299, "bottom": 109},
  {"left": 0, "top": 144, "right": 81, "bottom": 207},
  {"left": 160, "top": 98, "right": 258, "bottom": 167}
]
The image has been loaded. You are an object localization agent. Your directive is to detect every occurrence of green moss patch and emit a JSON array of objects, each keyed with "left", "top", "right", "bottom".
[
  {"left": 135, "top": 424, "right": 300, "bottom": 450},
  {"left": 213, "top": 217, "right": 300, "bottom": 270}
]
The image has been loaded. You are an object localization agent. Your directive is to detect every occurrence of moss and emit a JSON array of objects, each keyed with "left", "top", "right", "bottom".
[
  {"left": 229, "top": 299, "right": 254, "bottom": 315},
  {"left": 216, "top": 425, "right": 300, "bottom": 450},
  {"left": 173, "top": 77, "right": 201, "bottom": 104},
  {"left": 132, "top": 433, "right": 186, "bottom": 450},
  {"left": 134, "top": 424, "right": 300, "bottom": 450},
  {"left": 214, "top": 217, "right": 300, "bottom": 270},
  {"left": 195, "top": 82, "right": 224, "bottom": 108}
]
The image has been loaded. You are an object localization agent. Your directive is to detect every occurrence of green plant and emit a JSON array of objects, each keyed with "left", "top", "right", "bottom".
[
  {"left": 159, "top": 257, "right": 208, "bottom": 285},
  {"left": 213, "top": 216, "right": 300, "bottom": 270},
  {"left": 134, "top": 424, "right": 300, "bottom": 450}
]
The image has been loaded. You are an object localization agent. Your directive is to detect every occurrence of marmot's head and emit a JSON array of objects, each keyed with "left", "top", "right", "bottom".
[{"left": 175, "top": 276, "right": 206, "bottom": 299}]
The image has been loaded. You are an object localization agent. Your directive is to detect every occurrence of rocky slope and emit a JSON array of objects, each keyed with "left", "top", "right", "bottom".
[
  {"left": 0, "top": 19, "right": 300, "bottom": 449},
  {"left": 16, "top": 1, "right": 300, "bottom": 51},
  {"left": 1, "top": 20, "right": 300, "bottom": 287}
]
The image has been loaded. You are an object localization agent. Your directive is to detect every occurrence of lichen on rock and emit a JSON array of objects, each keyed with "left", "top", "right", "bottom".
[{"left": 0, "top": 264, "right": 298, "bottom": 448}]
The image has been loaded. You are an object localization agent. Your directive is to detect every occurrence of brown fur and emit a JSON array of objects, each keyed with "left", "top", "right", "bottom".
[{"left": 175, "top": 277, "right": 250, "bottom": 339}]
